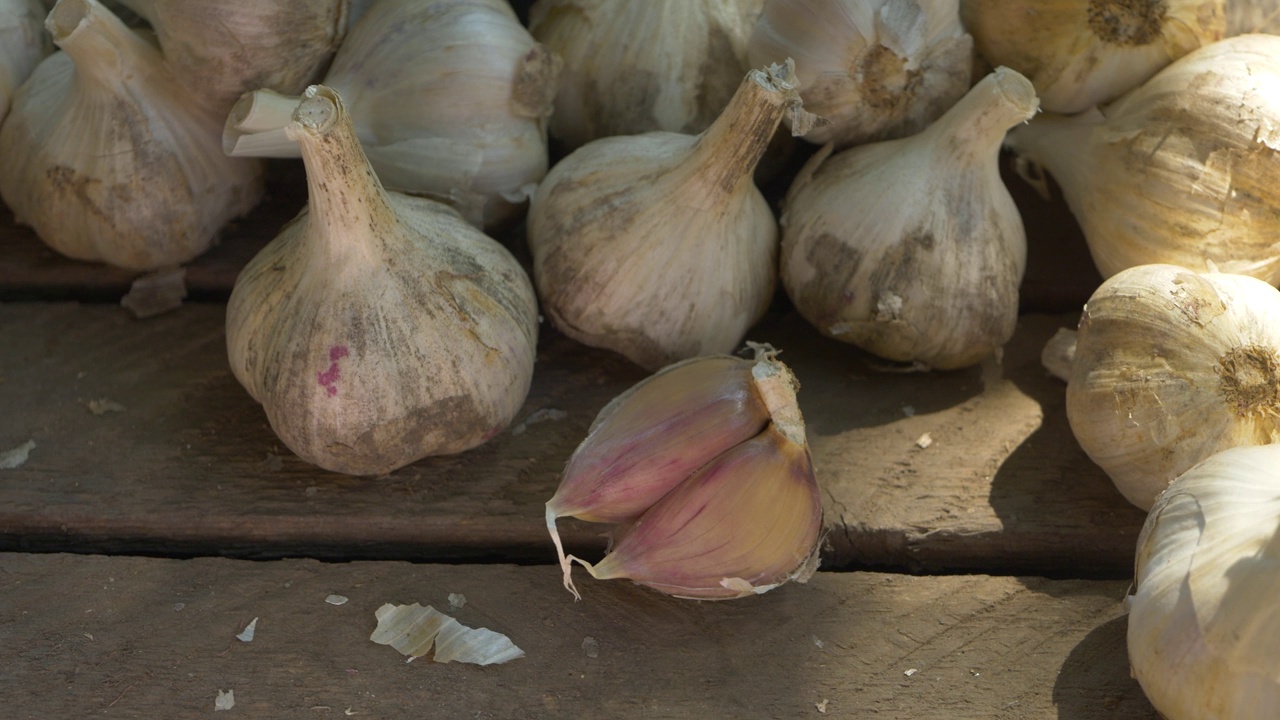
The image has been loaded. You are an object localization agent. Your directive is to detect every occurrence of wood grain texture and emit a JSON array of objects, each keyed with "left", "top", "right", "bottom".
[
  {"left": 1, "top": 553, "right": 1156, "bottom": 719},
  {"left": 0, "top": 303, "right": 1144, "bottom": 574}
]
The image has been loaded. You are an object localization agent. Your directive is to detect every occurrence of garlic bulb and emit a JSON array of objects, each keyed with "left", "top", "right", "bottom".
[
  {"left": 780, "top": 67, "right": 1037, "bottom": 370},
  {"left": 0, "top": 0, "right": 264, "bottom": 271},
  {"left": 960, "top": 0, "right": 1224, "bottom": 114},
  {"left": 226, "top": 0, "right": 559, "bottom": 230},
  {"left": 1067, "top": 264, "right": 1280, "bottom": 511},
  {"left": 529, "top": 0, "right": 765, "bottom": 149},
  {"left": 0, "top": 0, "right": 48, "bottom": 122},
  {"left": 1128, "top": 444, "right": 1280, "bottom": 719},
  {"left": 1228, "top": 1, "right": 1280, "bottom": 34},
  {"left": 550, "top": 346, "right": 822, "bottom": 600},
  {"left": 747, "top": 0, "right": 972, "bottom": 148},
  {"left": 116, "top": 0, "right": 346, "bottom": 114},
  {"left": 1005, "top": 34, "right": 1280, "bottom": 284},
  {"left": 528, "top": 62, "right": 810, "bottom": 371},
  {"left": 226, "top": 86, "right": 539, "bottom": 476}
]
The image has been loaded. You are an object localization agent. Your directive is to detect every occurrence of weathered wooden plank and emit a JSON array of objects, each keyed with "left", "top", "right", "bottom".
[
  {"left": 0, "top": 553, "right": 1155, "bottom": 719},
  {"left": 0, "top": 303, "right": 1143, "bottom": 574}
]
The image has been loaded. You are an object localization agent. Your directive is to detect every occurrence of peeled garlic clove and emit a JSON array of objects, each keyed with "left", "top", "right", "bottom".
[
  {"left": 225, "top": 86, "right": 539, "bottom": 476},
  {"left": 961, "top": 0, "right": 1224, "bottom": 114},
  {"left": 1066, "top": 264, "right": 1280, "bottom": 511},
  {"left": 529, "top": 0, "right": 764, "bottom": 149},
  {"left": 116, "top": 0, "right": 346, "bottom": 114},
  {"left": 576, "top": 424, "right": 822, "bottom": 600},
  {"left": 529, "top": 62, "right": 809, "bottom": 371},
  {"left": 780, "top": 67, "right": 1037, "bottom": 370},
  {"left": 1128, "top": 445, "right": 1280, "bottom": 719},
  {"left": 1006, "top": 34, "right": 1280, "bottom": 283},
  {"left": 747, "top": 0, "right": 972, "bottom": 148},
  {"left": 0, "top": 0, "right": 265, "bottom": 271},
  {"left": 0, "top": 0, "right": 49, "bottom": 122}
]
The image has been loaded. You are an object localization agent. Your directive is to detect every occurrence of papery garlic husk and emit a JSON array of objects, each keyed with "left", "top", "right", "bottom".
[
  {"left": 780, "top": 67, "right": 1036, "bottom": 370},
  {"left": 224, "top": 0, "right": 559, "bottom": 230},
  {"left": 225, "top": 85, "right": 539, "bottom": 476},
  {"left": 0, "top": 0, "right": 264, "bottom": 270},
  {"left": 1127, "top": 444, "right": 1280, "bottom": 719},
  {"left": 0, "top": 0, "right": 49, "bottom": 121},
  {"left": 1005, "top": 34, "right": 1280, "bottom": 284},
  {"left": 116, "top": 0, "right": 346, "bottom": 115},
  {"left": 960, "top": 0, "right": 1224, "bottom": 114},
  {"left": 529, "top": 0, "right": 765, "bottom": 149},
  {"left": 1228, "top": 1, "right": 1280, "bottom": 35},
  {"left": 748, "top": 0, "right": 972, "bottom": 148},
  {"left": 1066, "top": 264, "right": 1280, "bottom": 511},
  {"left": 528, "top": 62, "right": 811, "bottom": 371}
]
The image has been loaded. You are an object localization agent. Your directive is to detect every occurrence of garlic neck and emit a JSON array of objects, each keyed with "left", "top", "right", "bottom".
[
  {"left": 288, "top": 86, "right": 397, "bottom": 261},
  {"left": 927, "top": 66, "right": 1040, "bottom": 165},
  {"left": 48, "top": 0, "right": 162, "bottom": 87},
  {"left": 685, "top": 63, "right": 793, "bottom": 195},
  {"left": 1004, "top": 107, "right": 1105, "bottom": 197}
]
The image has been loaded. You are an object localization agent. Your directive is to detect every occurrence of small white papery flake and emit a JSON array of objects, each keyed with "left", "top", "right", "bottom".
[
  {"left": 916, "top": 432, "right": 934, "bottom": 449},
  {"left": 325, "top": 595, "right": 349, "bottom": 606},
  {"left": 236, "top": 617, "right": 258, "bottom": 642},
  {"left": 369, "top": 603, "right": 523, "bottom": 666},
  {"left": 215, "top": 689, "right": 235, "bottom": 711},
  {"left": 0, "top": 440, "right": 35, "bottom": 470}
]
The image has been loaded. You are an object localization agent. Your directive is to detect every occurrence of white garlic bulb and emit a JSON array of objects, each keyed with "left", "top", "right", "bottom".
[
  {"left": 1228, "top": 1, "right": 1280, "bottom": 35},
  {"left": 747, "top": 0, "right": 972, "bottom": 148},
  {"left": 1128, "top": 444, "right": 1280, "bottom": 720},
  {"left": 226, "top": 0, "right": 559, "bottom": 230},
  {"left": 961, "top": 0, "right": 1225, "bottom": 114},
  {"left": 0, "top": 0, "right": 264, "bottom": 271},
  {"left": 0, "top": 0, "right": 48, "bottom": 122},
  {"left": 527, "top": 62, "right": 808, "bottom": 371},
  {"left": 226, "top": 86, "right": 539, "bottom": 476},
  {"left": 529, "top": 0, "right": 764, "bottom": 149},
  {"left": 1006, "top": 33, "right": 1280, "bottom": 284},
  {"left": 1067, "top": 264, "right": 1280, "bottom": 511},
  {"left": 116, "top": 0, "right": 346, "bottom": 114},
  {"left": 780, "top": 67, "right": 1037, "bottom": 370}
]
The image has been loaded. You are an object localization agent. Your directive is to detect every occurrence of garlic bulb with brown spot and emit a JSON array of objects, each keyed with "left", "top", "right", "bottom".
[
  {"left": 1005, "top": 34, "right": 1280, "bottom": 284},
  {"left": 780, "top": 67, "right": 1037, "bottom": 370},
  {"left": 748, "top": 0, "right": 972, "bottom": 148},
  {"left": 1067, "top": 264, "right": 1280, "bottom": 511},
  {"left": 0, "top": 0, "right": 49, "bottom": 122},
  {"left": 226, "top": 86, "right": 539, "bottom": 476},
  {"left": 0, "top": 0, "right": 264, "bottom": 271},
  {"left": 529, "top": 0, "right": 765, "bottom": 149},
  {"left": 528, "top": 62, "right": 810, "bottom": 371},
  {"left": 961, "top": 0, "right": 1224, "bottom": 114}
]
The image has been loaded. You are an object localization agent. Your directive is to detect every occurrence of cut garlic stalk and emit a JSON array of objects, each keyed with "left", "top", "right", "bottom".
[
  {"left": 1005, "top": 34, "right": 1280, "bottom": 284},
  {"left": 0, "top": 0, "right": 264, "bottom": 270},
  {"left": 226, "top": 86, "right": 539, "bottom": 476},
  {"left": 961, "top": 0, "right": 1224, "bottom": 114},
  {"left": 0, "top": 0, "right": 48, "bottom": 121},
  {"left": 780, "top": 67, "right": 1037, "bottom": 370},
  {"left": 529, "top": 0, "right": 765, "bottom": 149},
  {"left": 529, "top": 62, "right": 811, "bottom": 371},
  {"left": 1067, "top": 264, "right": 1280, "bottom": 511},
  {"left": 748, "top": 0, "right": 972, "bottom": 148}
]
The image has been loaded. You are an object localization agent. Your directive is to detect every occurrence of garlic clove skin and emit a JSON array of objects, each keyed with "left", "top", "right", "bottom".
[
  {"left": 961, "top": 0, "right": 1225, "bottom": 114},
  {"left": 1005, "top": 34, "right": 1280, "bottom": 284},
  {"left": 1128, "top": 445, "right": 1280, "bottom": 719},
  {"left": 226, "top": 86, "right": 539, "bottom": 476},
  {"left": 780, "top": 67, "right": 1037, "bottom": 370},
  {"left": 581, "top": 423, "right": 822, "bottom": 600},
  {"left": 1066, "top": 264, "right": 1280, "bottom": 511},
  {"left": 529, "top": 62, "right": 806, "bottom": 371},
  {"left": 748, "top": 0, "right": 972, "bottom": 148},
  {"left": 0, "top": 0, "right": 264, "bottom": 271},
  {"left": 0, "top": 0, "right": 50, "bottom": 122},
  {"left": 529, "top": 0, "right": 765, "bottom": 149},
  {"left": 1228, "top": 1, "right": 1280, "bottom": 35}
]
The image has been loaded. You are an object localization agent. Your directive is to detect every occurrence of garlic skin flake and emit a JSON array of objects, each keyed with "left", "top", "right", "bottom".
[
  {"left": 1005, "top": 33, "right": 1280, "bottom": 284},
  {"left": 1066, "top": 265, "right": 1280, "bottom": 511},
  {"left": 226, "top": 86, "right": 538, "bottom": 476},
  {"left": 780, "top": 67, "right": 1037, "bottom": 370},
  {"left": 961, "top": 0, "right": 1225, "bottom": 114},
  {"left": 0, "top": 0, "right": 265, "bottom": 271},
  {"left": 529, "top": 63, "right": 804, "bottom": 371},
  {"left": 1228, "top": 1, "right": 1280, "bottom": 35},
  {"left": 748, "top": 0, "right": 972, "bottom": 148},
  {"left": 1128, "top": 445, "right": 1280, "bottom": 720},
  {"left": 0, "top": 0, "right": 49, "bottom": 121},
  {"left": 529, "top": 0, "right": 764, "bottom": 149}
]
